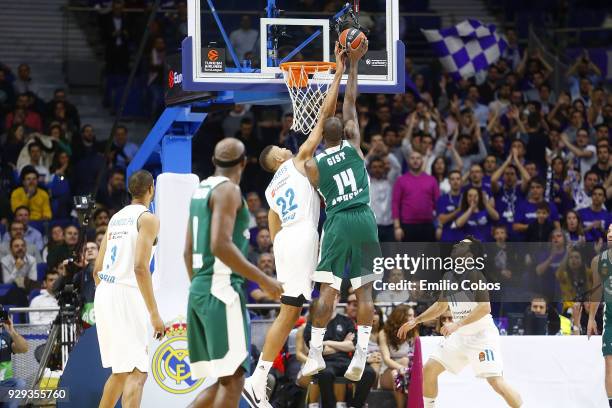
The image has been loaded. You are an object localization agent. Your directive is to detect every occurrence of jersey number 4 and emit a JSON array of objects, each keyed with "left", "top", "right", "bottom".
[
  {"left": 276, "top": 188, "right": 298, "bottom": 217},
  {"left": 333, "top": 169, "right": 357, "bottom": 195}
]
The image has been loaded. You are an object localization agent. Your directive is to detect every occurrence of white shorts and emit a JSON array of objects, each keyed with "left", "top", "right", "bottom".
[
  {"left": 273, "top": 223, "right": 318, "bottom": 306},
  {"left": 94, "top": 282, "right": 150, "bottom": 373},
  {"left": 430, "top": 326, "right": 503, "bottom": 378}
]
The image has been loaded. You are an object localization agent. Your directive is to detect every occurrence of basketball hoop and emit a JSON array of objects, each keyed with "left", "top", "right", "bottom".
[{"left": 280, "top": 61, "right": 337, "bottom": 135}]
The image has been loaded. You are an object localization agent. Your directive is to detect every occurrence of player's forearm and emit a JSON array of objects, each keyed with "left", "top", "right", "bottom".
[
  {"left": 457, "top": 303, "right": 491, "bottom": 328},
  {"left": 134, "top": 267, "right": 160, "bottom": 317},
  {"left": 416, "top": 302, "right": 448, "bottom": 324},
  {"left": 320, "top": 70, "right": 344, "bottom": 119},
  {"left": 9, "top": 330, "right": 28, "bottom": 353},
  {"left": 588, "top": 301, "right": 599, "bottom": 320},
  {"left": 213, "top": 241, "right": 265, "bottom": 284},
  {"left": 342, "top": 63, "right": 359, "bottom": 120}
]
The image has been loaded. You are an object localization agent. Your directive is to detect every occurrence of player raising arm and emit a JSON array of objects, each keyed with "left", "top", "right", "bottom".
[
  {"left": 242, "top": 44, "right": 347, "bottom": 407},
  {"left": 397, "top": 237, "right": 522, "bottom": 408}
]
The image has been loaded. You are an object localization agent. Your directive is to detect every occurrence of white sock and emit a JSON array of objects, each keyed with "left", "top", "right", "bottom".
[
  {"left": 308, "top": 404, "right": 320, "bottom": 408},
  {"left": 310, "top": 326, "right": 326, "bottom": 349},
  {"left": 424, "top": 397, "right": 435, "bottom": 407},
  {"left": 252, "top": 357, "right": 273, "bottom": 390},
  {"left": 336, "top": 402, "right": 347, "bottom": 408},
  {"left": 357, "top": 325, "right": 372, "bottom": 351}
]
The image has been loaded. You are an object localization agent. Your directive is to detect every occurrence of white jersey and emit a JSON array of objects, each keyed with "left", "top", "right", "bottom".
[
  {"left": 447, "top": 290, "right": 496, "bottom": 335},
  {"left": 265, "top": 159, "right": 320, "bottom": 228},
  {"left": 99, "top": 204, "right": 154, "bottom": 287}
]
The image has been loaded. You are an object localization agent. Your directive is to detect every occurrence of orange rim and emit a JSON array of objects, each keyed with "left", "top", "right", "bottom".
[{"left": 280, "top": 61, "right": 337, "bottom": 88}]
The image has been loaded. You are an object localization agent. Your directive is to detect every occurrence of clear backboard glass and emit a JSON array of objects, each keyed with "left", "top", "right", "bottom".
[{"left": 183, "top": 0, "right": 403, "bottom": 93}]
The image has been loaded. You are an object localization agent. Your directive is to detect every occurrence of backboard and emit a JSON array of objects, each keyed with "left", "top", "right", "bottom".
[{"left": 182, "top": 0, "right": 404, "bottom": 94}]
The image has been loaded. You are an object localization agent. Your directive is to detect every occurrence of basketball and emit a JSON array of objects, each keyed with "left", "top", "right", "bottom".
[{"left": 339, "top": 28, "right": 367, "bottom": 51}]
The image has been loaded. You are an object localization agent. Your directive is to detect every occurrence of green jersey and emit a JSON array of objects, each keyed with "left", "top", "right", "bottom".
[
  {"left": 315, "top": 141, "right": 370, "bottom": 215},
  {"left": 599, "top": 249, "right": 612, "bottom": 303},
  {"left": 189, "top": 176, "right": 250, "bottom": 286}
]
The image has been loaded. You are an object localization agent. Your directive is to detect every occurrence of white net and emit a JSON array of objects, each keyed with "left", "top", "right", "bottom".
[{"left": 280, "top": 63, "right": 336, "bottom": 135}]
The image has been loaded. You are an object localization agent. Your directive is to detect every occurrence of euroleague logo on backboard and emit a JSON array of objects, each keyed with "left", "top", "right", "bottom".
[
  {"left": 207, "top": 49, "right": 219, "bottom": 62},
  {"left": 168, "top": 70, "right": 183, "bottom": 89}
]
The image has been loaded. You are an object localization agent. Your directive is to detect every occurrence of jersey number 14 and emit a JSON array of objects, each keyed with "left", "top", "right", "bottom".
[{"left": 333, "top": 169, "right": 357, "bottom": 195}]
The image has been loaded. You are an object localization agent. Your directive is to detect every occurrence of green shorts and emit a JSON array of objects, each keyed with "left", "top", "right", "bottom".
[
  {"left": 603, "top": 302, "right": 612, "bottom": 356},
  {"left": 187, "top": 279, "right": 250, "bottom": 379},
  {"left": 314, "top": 205, "right": 381, "bottom": 290}
]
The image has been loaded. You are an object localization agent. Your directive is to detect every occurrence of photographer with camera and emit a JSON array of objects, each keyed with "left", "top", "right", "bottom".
[{"left": 0, "top": 309, "right": 28, "bottom": 408}]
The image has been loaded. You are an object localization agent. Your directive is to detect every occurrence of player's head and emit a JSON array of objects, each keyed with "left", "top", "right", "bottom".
[
  {"left": 259, "top": 145, "right": 292, "bottom": 173},
  {"left": 323, "top": 117, "right": 343, "bottom": 146},
  {"left": 212, "top": 137, "right": 247, "bottom": 175},
  {"left": 451, "top": 236, "right": 484, "bottom": 273},
  {"left": 128, "top": 170, "right": 154, "bottom": 201}
]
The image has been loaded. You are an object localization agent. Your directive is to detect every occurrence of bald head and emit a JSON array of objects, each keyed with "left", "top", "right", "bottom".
[
  {"left": 323, "top": 117, "right": 343, "bottom": 145},
  {"left": 213, "top": 138, "right": 246, "bottom": 168}
]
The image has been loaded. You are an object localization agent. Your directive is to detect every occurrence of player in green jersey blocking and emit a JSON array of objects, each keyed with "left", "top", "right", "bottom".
[
  {"left": 302, "top": 39, "right": 377, "bottom": 382},
  {"left": 183, "top": 138, "right": 283, "bottom": 408},
  {"left": 588, "top": 224, "right": 612, "bottom": 407}
]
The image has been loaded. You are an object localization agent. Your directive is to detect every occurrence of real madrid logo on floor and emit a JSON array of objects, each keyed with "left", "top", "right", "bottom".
[{"left": 152, "top": 319, "right": 204, "bottom": 394}]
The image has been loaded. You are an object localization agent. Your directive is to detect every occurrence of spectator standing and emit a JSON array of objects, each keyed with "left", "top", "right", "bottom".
[
  {"left": 454, "top": 187, "right": 499, "bottom": 242},
  {"left": 20, "top": 143, "right": 49, "bottom": 184},
  {"left": 436, "top": 170, "right": 464, "bottom": 242},
  {"left": 563, "top": 210, "right": 586, "bottom": 244},
  {"left": 368, "top": 155, "right": 400, "bottom": 243},
  {"left": 578, "top": 186, "right": 610, "bottom": 242},
  {"left": 393, "top": 151, "right": 439, "bottom": 242},
  {"left": 72, "top": 125, "right": 106, "bottom": 195},
  {"left": 513, "top": 178, "right": 560, "bottom": 240},
  {"left": 108, "top": 125, "right": 138, "bottom": 170},
  {"left": 10, "top": 167, "right": 51, "bottom": 221},
  {"left": 29, "top": 270, "right": 60, "bottom": 325},
  {"left": 100, "top": 0, "right": 130, "bottom": 75},
  {"left": 561, "top": 130, "right": 597, "bottom": 179},
  {"left": 589, "top": 141, "right": 610, "bottom": 182},
  {"left": 525, "top": 203, "right": 555, "bottom": 243},
  {"left": 229, "top": 15, "right": 259, "bottom": 61},
  {"left": 95, "top": 168, "right": 130, "bottom": 215},
  {"left": 573, "top": 170, "right": 600, "bottom": 210},
  {"left": 12, "top": 64, "right": 40, "bottom": 97}
]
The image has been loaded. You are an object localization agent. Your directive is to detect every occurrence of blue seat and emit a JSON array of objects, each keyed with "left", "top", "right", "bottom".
[
  {"left": 0, "top": 284, "right": 13, "bottom": 297},
  {"left": 37, "top": 263, "right": 48, "bottom": 281},
  {"left": 29, "top": 221, "right": 46, "bottom": 235},
  {"left": 28, "top": 289, "right": 41, "bottom": 303}
]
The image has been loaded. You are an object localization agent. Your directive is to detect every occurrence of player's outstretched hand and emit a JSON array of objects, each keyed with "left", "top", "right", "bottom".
[
  {"left": 151, "top": 312, "right": 166, "bottom": 340},
  {"left": 349, "top": 38, "right": 368, "bottom": 62},
  {"left": 397, "top": 319, "right": 417, "bottom": 340},
  {"left": 334, "top": 41, "right": 347, "bottom": 73},
  {"left": 587, "top": 318, "right": 598, "bottom": 339},
  {"left": 261, "top": 276, "right": 284, "bottom": 301}
]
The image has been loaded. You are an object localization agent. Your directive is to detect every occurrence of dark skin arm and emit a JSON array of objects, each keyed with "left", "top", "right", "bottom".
[
  {"left": 184, "top": 224, "right": 193, "bottom": 281},
  {"left": 210, "top": 182, "right": 283, "bottom": 298},
  {"left": 304, "top": 158, "right": 320, "bottom": 189},
  {"left": 342, "top": 40, "right": 369, "bottom": 159}
]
